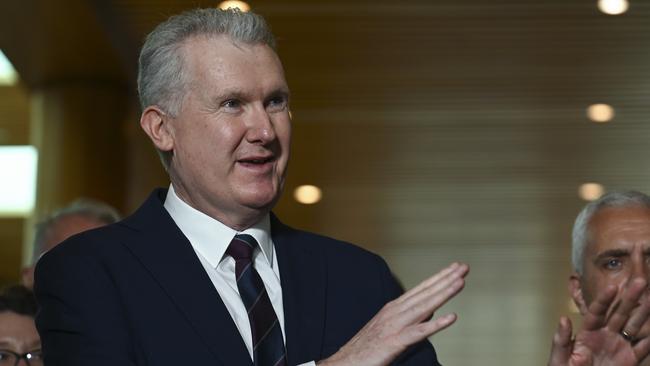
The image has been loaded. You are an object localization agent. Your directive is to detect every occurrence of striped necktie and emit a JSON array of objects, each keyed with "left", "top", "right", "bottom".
[{"left": 227, "top": 234, "right": 287, "bottom": 366}]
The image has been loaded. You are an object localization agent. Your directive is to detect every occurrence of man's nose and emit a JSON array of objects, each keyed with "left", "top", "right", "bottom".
[
  {"left": 631, "top": 260, "right": 650, "bottom": 283},
  {"left": 245, "top": 105, "right": 276, "bottom": 144}
]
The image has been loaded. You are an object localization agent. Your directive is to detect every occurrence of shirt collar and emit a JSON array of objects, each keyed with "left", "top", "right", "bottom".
[{"left": 163, "top": 184, "right": 274, "bottom": 268}]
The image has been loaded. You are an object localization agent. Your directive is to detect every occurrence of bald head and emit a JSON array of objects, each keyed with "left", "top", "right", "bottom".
[
  {"left": 40, "top": 214, "right": 107, "bottom": 253},
  {"left": 22, "top": 199, "right": 121, "bottom": 289}
]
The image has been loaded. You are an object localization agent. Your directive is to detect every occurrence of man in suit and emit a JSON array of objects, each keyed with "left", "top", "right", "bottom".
[
  {"left": 35, "top": 8, "right": 467, "bottom": 366},
  {"left": 551, "top": 190, "right": 650, "bottom": 366},
  {"left": 34, "top": 8, "right": 647, "bottom": 366}
]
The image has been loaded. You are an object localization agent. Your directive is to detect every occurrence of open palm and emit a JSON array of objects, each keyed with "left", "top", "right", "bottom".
[{"left": 549, "top": 279, "right": 650, "bottom": 366}]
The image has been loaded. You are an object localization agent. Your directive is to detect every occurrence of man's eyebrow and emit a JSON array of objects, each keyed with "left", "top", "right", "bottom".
[
  {"left": 210, "top": 87, "right": 290, "bottom": 102},
  {"left": 212, "top": 89, "right": 249, "bottom": 101},
  {"left": 272, "top": 86, "right": 290, "bottom": 95},
  {"left": 266, "top": 88, "right": 290, "bottom": 99},
  {"left": 595, "top": 249, "right": 630, "bottom": 260}
]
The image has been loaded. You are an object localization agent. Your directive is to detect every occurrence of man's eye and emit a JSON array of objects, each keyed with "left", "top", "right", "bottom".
[
  {"left": 222, "top": 99, "right": 241, "bottom": 110},
  {"left": 266, "top": 96, "right": 287, "bottom": 111},
  {"left": 605, "top": 259, "right": 622, "bottom": 269}
]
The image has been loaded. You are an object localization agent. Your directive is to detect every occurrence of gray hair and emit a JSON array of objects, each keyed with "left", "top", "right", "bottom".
[
  {"left": 572, "top": 190, "right": 650, "bottom": 275},
  {"left": 32, "top": 198, "right": 121, "bottom": 263},
  {"left": 137, "top": 8, "right": 276, "bottom": 168}
]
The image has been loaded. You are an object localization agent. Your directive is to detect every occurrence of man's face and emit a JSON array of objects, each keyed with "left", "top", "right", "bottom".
[
  {"left": 159, "top": 35, "right": 291, "bottom": 229},
  {"left": 570, "top": 205, "right": 650, "bottom": 337},
  {"left": 0, "top": 311, "right": 40, "bottom": 365},
  {"left": 43, "top": 215, "right": 107, "bottom": 253},
  {"left": 22, "top": 214, "right": 107, "bottom": 289}
]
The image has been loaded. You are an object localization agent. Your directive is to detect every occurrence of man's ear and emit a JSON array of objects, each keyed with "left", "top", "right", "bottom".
[
  {"left": 140, "top": 106, "right": 174, "bottom": 152},
  {"left": 21, "top": 266, "right": 34, "bottom": 290},
  {"left": 569, "top": 272, "right": 588, "bottom": 315}
]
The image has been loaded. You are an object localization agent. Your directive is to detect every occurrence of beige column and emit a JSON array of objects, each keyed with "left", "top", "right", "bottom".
[{"left": 24, "top": 82, "right": 128, "bottom": 264}]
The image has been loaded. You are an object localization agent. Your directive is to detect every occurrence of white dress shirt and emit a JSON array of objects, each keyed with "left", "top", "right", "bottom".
[{"left": 164, "top": 185, "right": 315, "bottom": 365}]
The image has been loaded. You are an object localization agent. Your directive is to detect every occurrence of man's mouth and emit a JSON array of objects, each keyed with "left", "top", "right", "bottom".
[{"left": 238, "top": 156, "right": 275, "bottom": 165}]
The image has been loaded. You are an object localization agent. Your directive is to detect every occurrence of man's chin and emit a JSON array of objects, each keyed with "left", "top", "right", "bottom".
[
  {"left": 239, "top": 194, "right": 280, "bottom": 213},
  {"left": 237, "top": 184, "right": 282, "bottom": 209}
]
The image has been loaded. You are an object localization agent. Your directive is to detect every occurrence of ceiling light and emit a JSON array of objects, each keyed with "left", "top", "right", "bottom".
[
  {"left": 0, "top": 146, "right": 38, "bottom": 216},
  {"left": 586, "top": 103, "right": 614, "bottom": 123},
  {"left": 579, "top": 183, "right": 605, "bottom": 201},
  {"left": 598, "top": 0, "right": 629, "bottom": 15},
  {"left": 0, "top": 50, "right": 18, "bottom": 86},
  {"left": 294, "top": 185, "right": 322, "bottom": 205},
  {"left": 218, "top": 1, "right": 251, "bottom": 12}
]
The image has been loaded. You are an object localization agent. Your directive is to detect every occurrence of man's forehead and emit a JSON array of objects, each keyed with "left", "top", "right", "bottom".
[
  {"left": 53, "top": 213, "right": 105, "bottom": 228},
  {"left": 0, "top": 324, "right": 40, "bottom": 352},
  {"left": 589, "top": 206, "right": 650, "bottom": 231},
  {"left": 586, "top": 206, "right": 650, "bottom": 253},
  {"left": 44, "top": 214, "right": 106, "bottom": 249},
  {"left": 178, "top": 38, "right": 288, "bottom": 105},
  {"left": 181, "top": 35, "right": 284, "bottom": 79}
]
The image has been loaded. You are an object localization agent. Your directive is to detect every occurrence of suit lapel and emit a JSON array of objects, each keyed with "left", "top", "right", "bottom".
[
  {"left": 272, "top": 215, "right": 328, "bottom": 364},
  {"left": 121, "top": 189, "right": 252, "bottom": 366}
]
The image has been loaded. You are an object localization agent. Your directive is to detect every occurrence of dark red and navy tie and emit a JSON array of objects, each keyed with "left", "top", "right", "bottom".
[{"left": 227, "top": 234, "right": 287, "bottom": 366}]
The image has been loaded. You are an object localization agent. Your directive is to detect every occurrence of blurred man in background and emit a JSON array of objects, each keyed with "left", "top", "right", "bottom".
[{"left": 21, "top": 199, "right": 120, "bottom": 289}]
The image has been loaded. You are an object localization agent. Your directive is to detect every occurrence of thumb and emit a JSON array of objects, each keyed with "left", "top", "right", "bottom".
[{"left": 548, "top": 317, "right": 573, "bottom": 366}]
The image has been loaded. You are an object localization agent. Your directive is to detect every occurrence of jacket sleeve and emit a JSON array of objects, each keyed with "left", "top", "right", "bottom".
[{"left": 34, "top": 239, "right": 139, "bottom": 366}]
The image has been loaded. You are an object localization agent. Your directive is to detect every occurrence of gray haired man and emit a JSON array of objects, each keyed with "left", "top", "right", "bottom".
[
  {"left": 35, "top": 8, "right": 466, "bottom": 366},
  {"left": 548, "top": 191, "right": 650, "bottom": 365},
  {"left": 34, "top": 7, "right": 650, "bottom": 366},
  {"left": 22, "top": 199, "right": 120, "bottom": 289}
]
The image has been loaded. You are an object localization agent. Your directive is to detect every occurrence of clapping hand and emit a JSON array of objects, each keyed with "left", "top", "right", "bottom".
[
  {"left": 318, "top": 262, "right": 469, "bottom": 366},
  {"left": 548, "top": 278, "right": 650, "bottom": 366}
]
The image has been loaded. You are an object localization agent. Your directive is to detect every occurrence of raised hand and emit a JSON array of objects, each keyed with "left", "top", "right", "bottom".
[
  {"left": 549, "top": 278, "right": 650, "bottom": 366},
  {"left": 318, "top": 262, "right": 469, "bottom": 366}
]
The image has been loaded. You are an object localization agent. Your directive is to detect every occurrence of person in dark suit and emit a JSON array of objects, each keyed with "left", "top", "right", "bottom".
[
  {"left": 34, "top": 7, "right": 647, "bottom": 366},
  {"left": 35, "top": 8, "right": 467, "bottom": 366}
]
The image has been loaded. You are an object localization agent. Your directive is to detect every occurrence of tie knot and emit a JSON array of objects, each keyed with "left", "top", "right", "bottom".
[{"left": 226, "top": 234, "right": 257, "bottom": 261}]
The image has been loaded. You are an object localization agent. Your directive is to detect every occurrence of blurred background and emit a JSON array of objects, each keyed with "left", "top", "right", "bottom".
[{"left": 1, "top": 0, "right": 650, "bottom": 364}]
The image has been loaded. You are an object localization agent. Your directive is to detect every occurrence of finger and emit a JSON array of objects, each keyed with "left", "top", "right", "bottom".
[
  {"left": 547, "top": 317, "right": 573, "bottom": 366},
  {"left": 402, "top": 262, "right": 460, "bottom": 297},
  {"left": 633, "top": 334, "right": 650, "bottom": 361},
  {"left": 398, "top": 263, "right": 468, "bottom": 307},
  {"left": 622, "top": 297, "right": 650, "bottom": 340},
  {"left": 607, "top": 278, "right": 647, "bottom": 333},
  {"left": 398, "top": 262, "right": 467, "bottom": 304},
  {"left": 397, "top": 275, "right": 466, "bottom": 326},
  {"left": 400, "top": 313, "right": 457, "bottom": 345},
  {"left": 582, "top": 284, "right": 617, "bottom": 331},
  {"left": 384, "top": 263, "right": 467, "bottom": 330}
]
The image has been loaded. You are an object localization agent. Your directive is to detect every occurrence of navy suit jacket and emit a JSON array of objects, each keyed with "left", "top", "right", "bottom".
[{"left": 35, "top": 189, "right": 440, "bottom": 365}]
